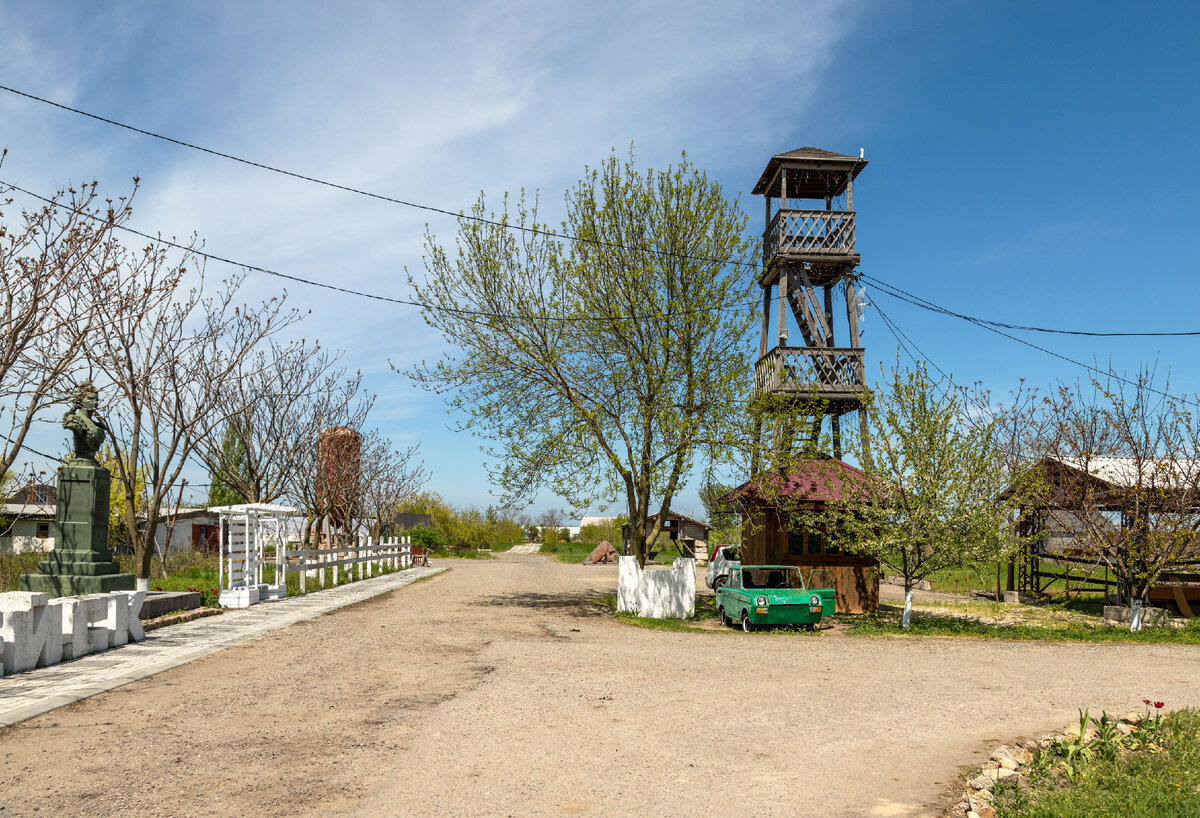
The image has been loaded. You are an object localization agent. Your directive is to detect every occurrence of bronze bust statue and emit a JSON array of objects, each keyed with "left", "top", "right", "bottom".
[{"left": 63, "top": 383, "right": 106, "bottom": 462}]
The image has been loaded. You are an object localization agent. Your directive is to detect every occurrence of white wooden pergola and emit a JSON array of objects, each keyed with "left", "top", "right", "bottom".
[{"left": 209, "top": 503, "right": 295, "bottom": 608}]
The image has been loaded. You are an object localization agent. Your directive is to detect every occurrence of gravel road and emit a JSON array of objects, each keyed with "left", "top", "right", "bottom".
[{"left": 1, "top": 551, "right": 1197, "bottom": 817}]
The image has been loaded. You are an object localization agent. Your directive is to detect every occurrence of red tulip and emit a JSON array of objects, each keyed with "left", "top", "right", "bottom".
[
  {"left": 1155, "top": 702, "right": 1165, "bottom": 709},
  {"left": 1144, "top": 699, "right": 1152, "bottom": 705}
]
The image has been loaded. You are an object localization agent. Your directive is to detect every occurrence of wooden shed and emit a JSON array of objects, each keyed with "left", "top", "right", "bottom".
[
  {"left": 1005, "top": 456, "right": 1200, "bottom": 616},
  {"left": 719, "top": 457, "right": 879, "bottom": 614},
  {"left": 620, "top": 511, "right": 711, "bottom": 560}
]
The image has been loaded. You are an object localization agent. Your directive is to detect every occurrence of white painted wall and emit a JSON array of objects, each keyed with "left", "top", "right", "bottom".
[{"left": 616, "top": 556, "right": 695, "bottom": 619}]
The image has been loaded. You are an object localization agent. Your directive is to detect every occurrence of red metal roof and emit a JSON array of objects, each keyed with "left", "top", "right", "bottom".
[{"left": 719, "top": 457, "right": 871, "bottom": 510}]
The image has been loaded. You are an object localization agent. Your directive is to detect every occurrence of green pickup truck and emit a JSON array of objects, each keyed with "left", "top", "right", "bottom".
[{"left": 715, "top": 564, "right": 835, "bottom": 632}]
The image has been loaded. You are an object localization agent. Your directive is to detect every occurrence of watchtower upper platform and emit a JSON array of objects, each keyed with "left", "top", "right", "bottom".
[{"left": 755, "top": 147, "right": 867, "bottom": 285}]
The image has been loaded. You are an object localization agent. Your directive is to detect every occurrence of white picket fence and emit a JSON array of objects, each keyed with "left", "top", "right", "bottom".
[{"left": 283, "top": 535, "right": 424, "bottom": 594}]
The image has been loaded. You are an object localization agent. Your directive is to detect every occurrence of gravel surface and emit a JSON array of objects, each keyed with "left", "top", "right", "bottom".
[{"left": 1, "top": 552, "right": 1198, "bottom": 817}]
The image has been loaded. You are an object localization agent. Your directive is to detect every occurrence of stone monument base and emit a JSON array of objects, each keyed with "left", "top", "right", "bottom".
[
  {"left": 19, "top": 572, "right": 135, "bottom": 596},
  {"left": 18, "top": 459, "right": 136, "bottom": 598}
]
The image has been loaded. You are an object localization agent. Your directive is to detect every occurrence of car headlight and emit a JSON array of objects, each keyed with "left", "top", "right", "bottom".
[
  {"left": 810, "top": 595, "right": 820, "bottom": 606},
  {"left": 755, "top": 595, "right": 767, "bottom": 607}
]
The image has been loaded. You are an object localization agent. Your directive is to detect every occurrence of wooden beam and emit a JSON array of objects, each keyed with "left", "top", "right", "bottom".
[
  {"left": 797, "top": 267, "right": 831, "bottom": 343},
  {"left": 845, "top": 278, "right": 862, "bottom": 348},
  {"left": 777, "top": 267, "right": 789, "bottom": 346},
  {"left": 760, "top": 287, "right": 770, "bottom": 358}
]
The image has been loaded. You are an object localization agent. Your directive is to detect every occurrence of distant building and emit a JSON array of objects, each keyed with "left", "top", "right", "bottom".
[
  {"left": 1, "top": 483, "right": 58, "bottom": 552},
  {"left": 391, "top": 512, "right": 433, "bottom": 532}
]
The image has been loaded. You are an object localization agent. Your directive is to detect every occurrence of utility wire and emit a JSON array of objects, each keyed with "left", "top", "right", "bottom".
[
  {"left": 0, "top": 83, "right": 755, "bottom": 271},
  {"left": 859, "top": 273, "right": 1200, "bottom": 338},
  {"left": 867, "top": 275, "right": 1198, "bottom": 408},
  {"left": 2, "top": 87, "right": 1200, "bottom": 343},
  {"left": 0, "top": 178, "right": 762, "bottom": 325}
]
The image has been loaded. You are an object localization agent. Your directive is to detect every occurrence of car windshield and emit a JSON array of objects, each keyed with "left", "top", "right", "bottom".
[{"left": 742, "top": 567, "right": 802, "bottom": 589}]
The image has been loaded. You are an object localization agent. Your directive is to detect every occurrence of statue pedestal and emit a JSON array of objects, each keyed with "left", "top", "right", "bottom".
[{"left": 19, "top": 460, "right": 134, "bottom": 597}]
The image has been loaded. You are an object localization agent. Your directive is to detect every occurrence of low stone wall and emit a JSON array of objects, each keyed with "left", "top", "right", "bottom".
[
  {"left": 0, "top": 591, "right": 146, "bottom": 675},
  {"left": 616, "top": 556, "right": 695, "bottom": 619}
]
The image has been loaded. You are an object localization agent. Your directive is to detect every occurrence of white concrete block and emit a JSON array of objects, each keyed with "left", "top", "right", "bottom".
[
  {"left": 1, "top": 595, "right": 63, "bottom": 673},
  {"left": 116, "top": 591, "right": 146, "bottom": 642},
  {"left": 57, "top": 598, "right": 91, "bottom": 661},
  {"left": 617, "top": 556, "right": 640, "bottom": 613}
]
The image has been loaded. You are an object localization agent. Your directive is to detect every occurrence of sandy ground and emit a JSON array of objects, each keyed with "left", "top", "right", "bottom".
[{"left": 1, "top": 552, "right": 1198, "bottom": 818}]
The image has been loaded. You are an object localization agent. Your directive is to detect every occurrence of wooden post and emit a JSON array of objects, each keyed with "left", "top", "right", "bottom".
[
  {"left": 777, "top": 269, "right": 788, "bottom": 347},
  {"left": 760, "top": 287, "right": 771, "bottom": 358}
]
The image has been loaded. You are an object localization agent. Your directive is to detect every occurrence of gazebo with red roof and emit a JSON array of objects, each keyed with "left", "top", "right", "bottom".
[{"left": 719, "top": 456, "right": 879, "bottom": 613}]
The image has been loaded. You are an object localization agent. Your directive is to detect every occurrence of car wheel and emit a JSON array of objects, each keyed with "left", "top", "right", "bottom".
[
  {"left": 718, "top": 607, "right": 731, "bottom": 627},
  {"left": 741, "top": 612, "right": 755, "bottom": 633},
  {"left": 712, "top": 576, "right": 726, "bottom": 594}
]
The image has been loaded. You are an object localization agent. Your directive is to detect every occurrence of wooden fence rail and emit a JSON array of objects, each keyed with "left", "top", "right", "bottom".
[{"left": 281, "top": 535, "right": 424, "bottom": 594}]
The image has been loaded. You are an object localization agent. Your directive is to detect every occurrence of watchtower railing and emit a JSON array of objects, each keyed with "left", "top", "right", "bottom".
[
  {"left": 753, "top": 347, "right": 865, "bottom": 397},
  {"left": 764, "top": 209, "right": 856, "bottom": 259}
]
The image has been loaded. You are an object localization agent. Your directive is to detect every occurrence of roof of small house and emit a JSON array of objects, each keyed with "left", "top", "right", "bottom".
[
  {"left": 718, "top": 457, "right": 872, "bottom": 511},
  {"left": 752, "top": 147, "right": 867, "bottom": 198},
  {"left": 619, "top": 510, "right": 712, "bottom": 533},
  {"left": 999, "top": 456, "right": 1200, "bottom": 505}
]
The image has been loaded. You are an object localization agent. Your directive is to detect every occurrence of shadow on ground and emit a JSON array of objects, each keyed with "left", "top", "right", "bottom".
[{"left": 472, "top": 591, "right": 610, "bottom": 618}]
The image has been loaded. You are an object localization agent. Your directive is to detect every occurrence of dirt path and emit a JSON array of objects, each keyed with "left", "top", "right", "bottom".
[{"left": 1, "top": 553, "right": 1197, "bottom": 817}]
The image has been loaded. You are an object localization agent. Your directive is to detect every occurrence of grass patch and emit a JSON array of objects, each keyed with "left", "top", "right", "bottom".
[
  {"left": 599, "top": 593, "right": 716, "bottom": 633},
  {"left": 840, "top": 610, "right": 1200, "bottom": 644},
  {"left": 429, "top": 546, "right": 495, "bottom": 559},
  {"left": 0, "top": 551, "right": 44, "bottom": 591},
  {"left": 539, "top": 541, "right": 597, "bottom": 564},
  {"left": 995, "top": 708, "right": 1200, "bottom": 817}
]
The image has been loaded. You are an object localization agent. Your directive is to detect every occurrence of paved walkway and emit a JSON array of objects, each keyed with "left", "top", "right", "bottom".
[
  {"left": 508, "top": 543, "right": 540, "bottom": 554},
  {"left": 0, "top": 565, "right": 445, "bottom": 727}
]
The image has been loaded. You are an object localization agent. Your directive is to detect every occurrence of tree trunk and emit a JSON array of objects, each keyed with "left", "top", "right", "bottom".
[
  {"left": 1129, "top": 596, "right": 1144, "bottom": 632},
  {"left": 901, "top": 586, "right": 914, "bottom": 628}
]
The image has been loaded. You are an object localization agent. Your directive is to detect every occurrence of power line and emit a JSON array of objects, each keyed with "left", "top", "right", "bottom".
[
  {"left": 860, "top": 273, "right": 1200, "bottom": 338},
  {"left": 0, "top": 178, "right": 762, "bottom": 325},
  {"left": 0, "top": 83, "right": 756, "bottom": 271},
  {"left": 866, "top": 274, "right": 1198, "bottom": 408},
  {"left": 8, "top": 83, "right": 1200, "bottom": 341}
]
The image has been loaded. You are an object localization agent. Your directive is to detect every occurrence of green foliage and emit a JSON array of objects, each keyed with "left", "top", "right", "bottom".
[
  {"left": 795, "top": 364, "right": 1030, "bottom": 624},
  {"left": 995, "top": 708, "right": 1200, "bottom": 817},
  {"left": 539, "top": 540, "right": 597, "bottom": 564},
  {"left": 0, "top": 551, "right": 43, "bottom": 591},
  {"left": 406, "top": 525, "right": 447, "bottom": 551},
  {"left": 578, "top": 517, "right": 623, "bottom": 544},
  {"left": 408, "top": 147, "right": 758, "bottom": 567},
  {"left": 98, "top": 445, "right": 147, "bottom": 549},
  {"left": 207, "top": 421, "right": 250, "bottom": 507}
]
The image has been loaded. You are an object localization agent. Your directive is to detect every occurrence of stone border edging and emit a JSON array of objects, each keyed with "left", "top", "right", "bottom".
[
  {"left": 948, "top": 711, "right": 1151, "bottom": 818},
  {"left": 141, "top": 607, "right": 224, "bottom": 632}
]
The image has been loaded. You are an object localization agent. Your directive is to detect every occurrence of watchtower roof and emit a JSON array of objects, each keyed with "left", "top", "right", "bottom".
[{"left": 752, "top": 147, "right": 867, "bottom": 199}]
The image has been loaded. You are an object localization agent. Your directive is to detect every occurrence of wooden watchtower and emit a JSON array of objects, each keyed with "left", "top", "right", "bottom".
[{"left": 750, "top": 147, "right": 869, "bottom": 468}]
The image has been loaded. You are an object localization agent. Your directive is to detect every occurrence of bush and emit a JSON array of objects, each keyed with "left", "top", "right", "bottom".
[{"left": 406, "top": 525, "right": 448, "bottom": 551}]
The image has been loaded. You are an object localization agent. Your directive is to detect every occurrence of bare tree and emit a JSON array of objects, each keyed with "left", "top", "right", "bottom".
[
  {"left": 283, "top": 380, "right": 373, "bottom": 549},
  {"left": 1042, "top": 369, "right": 1200, "bottom": 630},
  {"left": 200, "top": 341, "right": 362, "bottom": 504},
  {"left": 356, "top": 430, "right": 427, "bottom": 540},
  {"left": 89, "top": 247, "right": 302, "bottom": 589},
  {"left": 0, "top": 172, "right": 139, "bottom": 477}
]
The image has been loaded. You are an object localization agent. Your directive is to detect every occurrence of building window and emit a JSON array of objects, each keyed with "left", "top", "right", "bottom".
[
  {"left": 36, "top": 523, "right": 50, "bottom": 539},
  {"left": 787, "top": 529, "right": 805, "bottom": 556},
  {"left": 807, "top": 531, "right": 825, "bottom": 555}
]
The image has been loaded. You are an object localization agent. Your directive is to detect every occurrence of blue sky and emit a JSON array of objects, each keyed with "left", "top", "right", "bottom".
[{"left": 1, "top": 2, "right": 1198, "bottom": 521}]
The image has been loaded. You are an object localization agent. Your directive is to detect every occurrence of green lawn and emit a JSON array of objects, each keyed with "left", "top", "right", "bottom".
[
  {"left": 540, "top": 540, "right": 598, "bottom": 563},
  {"left": 994, "top": 708, "right": 1200, "bottom": 817}
]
